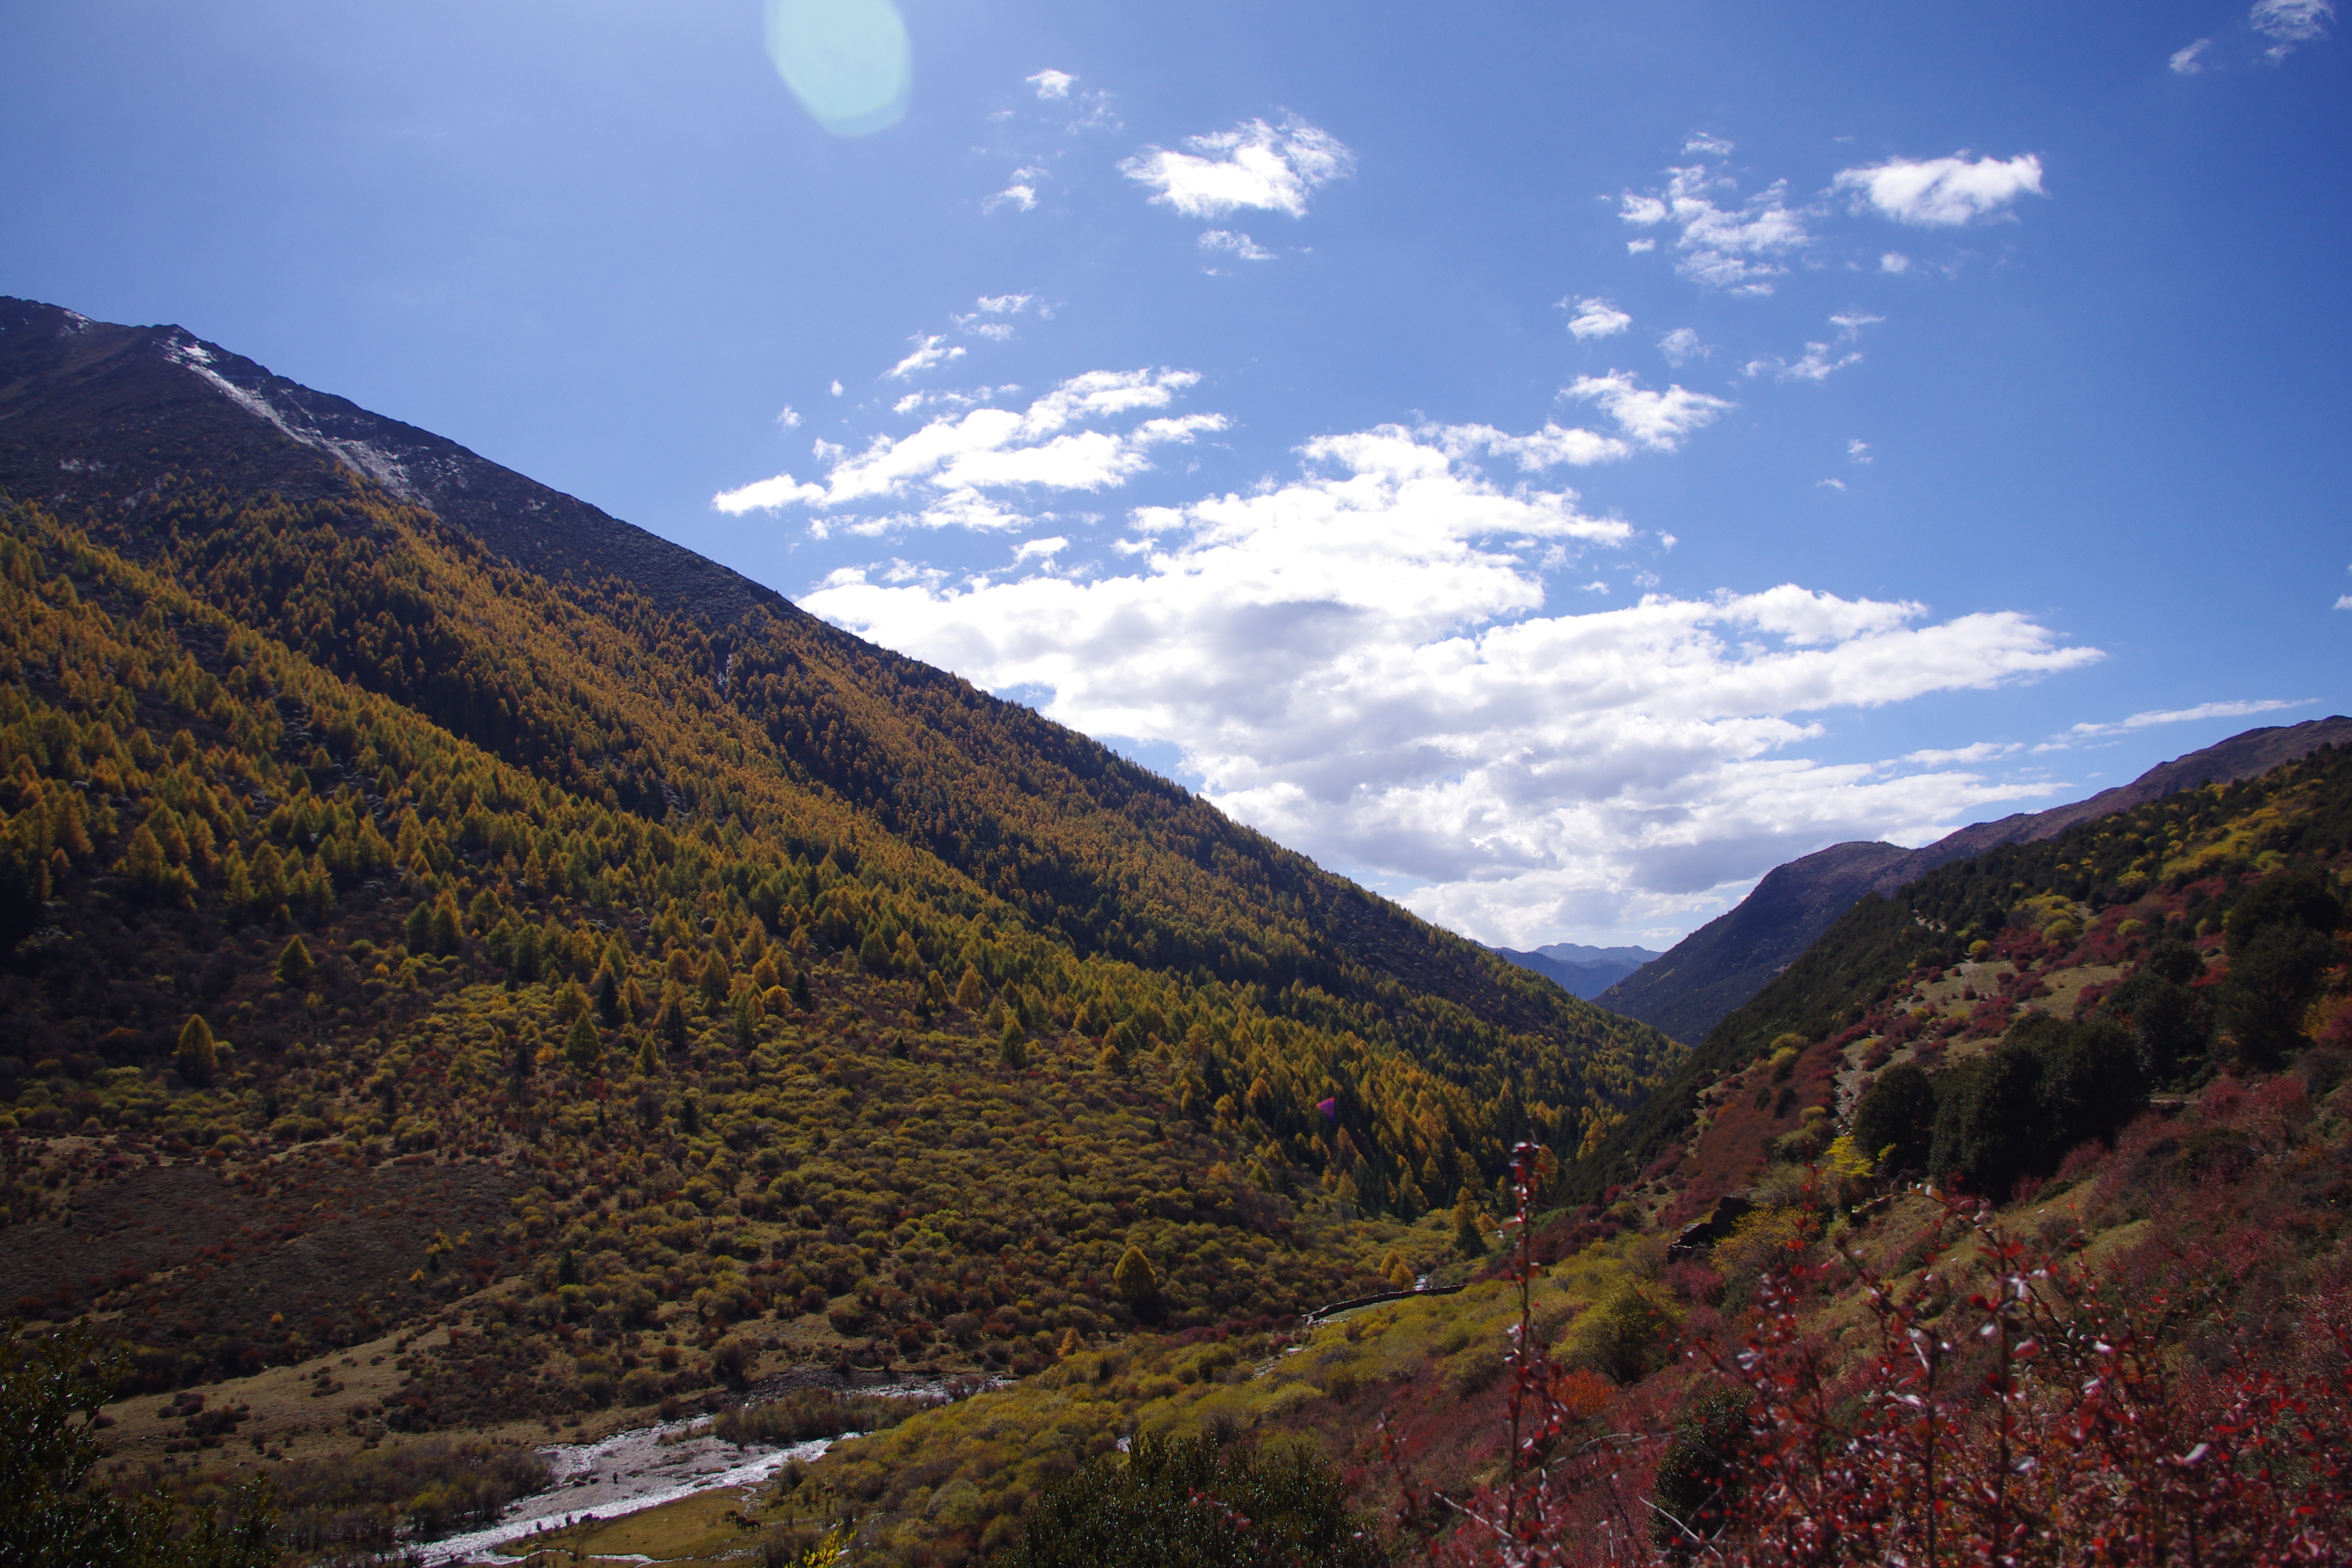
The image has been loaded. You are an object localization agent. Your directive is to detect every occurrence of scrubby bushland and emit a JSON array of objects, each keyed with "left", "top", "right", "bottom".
[
  {"left": 0, "top": 495, "right": 1675, "bottom": 1419},
  {"left": 1004, "top": 1432, "right": 1388, "bottom": 1568},
  {"left": 1391, "top": 1145, "right": 2352, "bottom": 1567},
  {"left": 711, "top": 1387, "right": 927, "bottom": 1447}
]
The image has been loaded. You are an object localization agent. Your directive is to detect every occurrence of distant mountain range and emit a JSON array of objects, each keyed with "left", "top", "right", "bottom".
[
  {"left": 1594, "top": 715, "right": 2352, "bottom": 1043},
  {"left": 1489, "top": 942, "right": 1662, "bottom": 999}
]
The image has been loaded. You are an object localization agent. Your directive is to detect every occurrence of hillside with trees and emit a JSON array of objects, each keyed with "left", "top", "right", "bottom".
[
  {"left": 0, "top": 299, "right": 1685, "bottom": 1563},
  {"left": 8, "top": 294, "right": 2351, "bottom": 1566}
]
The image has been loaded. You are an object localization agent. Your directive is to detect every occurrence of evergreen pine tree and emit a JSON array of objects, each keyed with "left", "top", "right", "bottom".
[
  {"left": 1112, "top": 1244, "right": 1160, "bottom": 1314},
  {"left": 176, "top": 1015, "right": 218, "bottom": 1085},
  {"left": 1453, "top": 1184, "right": 1488, "bottom": 1259},
  {"left": 275, "top": 935, "right": 313, "bottom": 988},
  {"left": 564, "top": 1014, "right": 601, "bottom": 1074}
]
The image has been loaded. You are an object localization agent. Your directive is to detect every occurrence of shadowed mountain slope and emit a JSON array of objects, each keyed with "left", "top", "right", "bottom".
[
  {"left": 1569, "top": 733, "right": 2352, "bottom": 1204},
  {"left": 1597, "top": 716, "right": 2352, "bottom": 1044}
]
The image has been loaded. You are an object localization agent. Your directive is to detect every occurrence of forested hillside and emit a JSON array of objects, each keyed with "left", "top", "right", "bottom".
[
  {"left": 709, "top": 739, "right": 2352, "bottom": 1565},
  {"left": 0, "top": 299, "right": 1689, "bottom": 1563},
  {"left": 1569, "top": 731, "right": 2352, "bottom": 1206}
]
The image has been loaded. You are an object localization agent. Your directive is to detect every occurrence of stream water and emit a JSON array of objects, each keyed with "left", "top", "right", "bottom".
[{"left": 415, "top": 1377, "right": 980, "bottom": 1565}]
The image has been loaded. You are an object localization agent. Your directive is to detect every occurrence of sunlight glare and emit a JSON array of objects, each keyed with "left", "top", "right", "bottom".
[{"left": 764, "top": 0, "right": 911, "bottom": 137}]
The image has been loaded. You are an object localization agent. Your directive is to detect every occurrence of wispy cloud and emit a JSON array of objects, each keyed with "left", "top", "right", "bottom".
[
  {"left": 985, "top": 172, "right": 1042, "bottom": 213},
  {"left": 1199, "top": 229, "right": 1275, "bottom": 262},
  {"left": 886, "top": 336, "right": 967, "bottom": 379},
  {"left": 951, "top": 294, "right": 1042, "bottom": 339},
  {"left": 2054, "top": 697, "right": 2312, "bottom": 742},
  {"left": 1620, "top": 157, "right": 1814, "bottom": 293},
  {"left": 1120, "top": 115, "right": 1355, "bottom": 219},
  {"left": 1748, "top": 316, "right": 1878, "bottom": 383},
  {"left": 713, "top": 369, "right": 1224, "bottom": 529},
  {"left": 1658, "top": 327, "right": 1710, "bottom": 366},
  {"left": 1026, "top": 68, "right": 1074, "bottom": 99},
  {"left": 2170, "top": 37, "right": 2215, "bottom": 72},
  {"left": 1848, "top": 439, "right": 1873, "bottom": 464},
  {"left": 2250, "top": 0, "right": 2333, "bottom": 59},
  {"left": 1902, "top": 740, "right": 2024, "bottom": 766},
  {"left": 1432, "top": 421, "right": 1631, "bottom": 470},
  {"left": 1833, "top": 152, "right": 2047, "bottom": 226},
  {"left": 1564, "top": 371, "right": 1732, "bottom": 449},
  {"left": 1564, "top": 296, "right": 1633, "bottom": 340}
]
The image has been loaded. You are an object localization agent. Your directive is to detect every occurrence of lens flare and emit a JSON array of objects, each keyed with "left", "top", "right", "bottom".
[{"left": 764, "top": 0, "right": 911, "bottom": 137}]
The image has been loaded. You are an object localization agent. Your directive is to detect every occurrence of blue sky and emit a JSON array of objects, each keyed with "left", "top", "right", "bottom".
[{"left": 4, "top": 1, "right": 2346, "bottom": 948}]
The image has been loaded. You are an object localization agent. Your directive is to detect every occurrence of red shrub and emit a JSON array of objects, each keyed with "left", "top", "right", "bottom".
[{"left": 1396, "top": 1162, "right": 2352, "bottom": 1567}]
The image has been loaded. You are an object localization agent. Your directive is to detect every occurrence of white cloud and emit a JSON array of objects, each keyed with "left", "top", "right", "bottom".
[
  {"left": 1199, "top": 229, "right": 1276, "bottom": 261},
  {"left": 1830, "top": 310, "right": 1884, "bottom": 338},
  {"left": 1683, "top": 132, "right": 1735, "bottom": 156},
  {"left": 776, "top": 406, "right": 801, "bottom": 430},
  {"left": 985, "top": 182, "right": 1039, "bottom": 213},
  {"left": 1014, "top": 535, "right": 1068, "bottom": 561},
  {"left": 2170, "top": 37, "right": 2215, "bottom": 72},
  {"left": 806, "top": 425, "right": 2102, "bottom": 945},
  {"left": 1879, "top": 252, "right": 1912, "bottom": 274},
  {"left": 1563, "top": 372, "right": 1732, "bottom": 451},
  {"left": 712, "top": 472, "right": 826, "bottom": 514},
  {"left": 2336, "top": 595, "right": 2352, "bottom": 610},
  {"left": 1621, "top": 164, "right": 1814, "bottom": 292},
  {"left": 1027, "top": 68, "right": 1075, "bottom": 100},
  {"left": 1432, "top": 421, "right": 1630, "bottom": 469},
  {"left": 886, "top": 336, "right": 968, "bottom": 379},
  {"left": 829, "top": 380, "right": 844, "bottom": 396},
  {"left": 1626, "top": 238, "right": 1656, "bottom": 254},
  {"left": 1119, "top": 115, "right": 1355, "bottom": 219},
  {"left": 1833, "top": 152, "right": 2047, "bottom": 226},
  {"left": 1817, "top": 477, "right": 1847, "bottom": 491},
  {"left": 2059, "top": 697, "right": 2312, "bottom": 740},
  {"left": 1762, "top": 342, "right": 1863, "bottom": 382},
  {"left": 1903, "top": 740, "right": 2023, "bottom": 765},
  {"left": 2251, "top": 0, "right": 2333, "bottom": 58},
  {"left": 1564, "top": 296, "right": 1633, "bottom": 340},
  {"left": 1658, "top": 327, "right": 1710, "bottom": 366},
  {"left": 951, "top": 296, "right": 1039, "bottom": 339},
  {"left": 1848, "top": 439, "right": 1873, "bottom": 463},
  {"left": 713, "top": 368, "right": 1224, "bottom": 526}
]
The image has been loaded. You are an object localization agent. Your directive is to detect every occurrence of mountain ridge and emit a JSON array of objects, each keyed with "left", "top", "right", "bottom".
[
  {"left": 1595, "top": 714, "right": 2352, "bottom": 1044},
  {"left": 1489, "top": 942, "right": 1661, "bottom": 1000},
  {"left": 0, "top": 297, "right": 794, "bottom": 630}
]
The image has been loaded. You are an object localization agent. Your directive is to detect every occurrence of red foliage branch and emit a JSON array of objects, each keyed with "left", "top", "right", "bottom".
[{"left": 1391, "top": 1160, "right": 2352, "bottom": 1567}]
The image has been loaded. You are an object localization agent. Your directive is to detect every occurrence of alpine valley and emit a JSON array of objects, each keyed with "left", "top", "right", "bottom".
[{"left": 7, "top": 298, "right": 2352, "bottom": 1568}]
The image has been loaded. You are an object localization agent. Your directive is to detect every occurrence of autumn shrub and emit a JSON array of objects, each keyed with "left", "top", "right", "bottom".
[
  {"left": 1003, "top": 1431, "right": 1389, "bottom": 1568},
  {"left": 1399, "top": 1162, "right": 2352, "bottom": 1567},
  {"left": 710, "top": 1388, "right": 924, "bottom": 1447}
]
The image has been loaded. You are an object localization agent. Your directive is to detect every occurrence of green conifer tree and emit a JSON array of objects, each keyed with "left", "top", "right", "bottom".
[
  {"left": 175, "top": 1015, "right": 218, "bottom": 1085},
  {"left": 1112, "top": 1245, "right": 1160, "bottom": 1312},
  {"left": 275, "top": 935, "right": 314, "bottom": 988},
  {"left": 564, "top": 1014, "right": 601, "bottom": 1074},
  {"left": 1453, "top": 1185, "right": 1488, "bottom": 1259}
]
